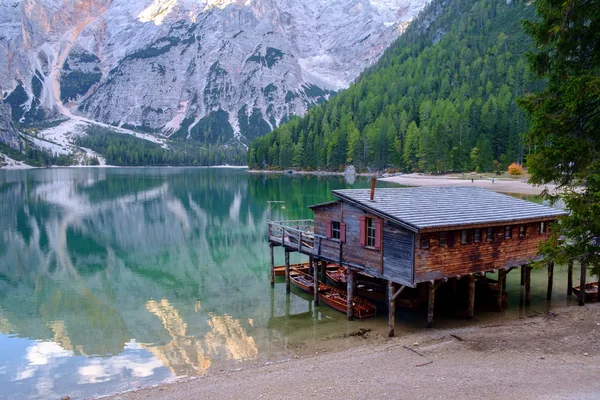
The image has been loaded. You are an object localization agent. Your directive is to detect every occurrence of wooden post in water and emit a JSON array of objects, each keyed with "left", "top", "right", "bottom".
[
  {"left": 321, "top": 261, "right": 327, "bottom": 281},
  {"left": 388, "top": 280, "right": 395, "bottom": 337},
  {"left": 579, "top": 261, "right": 587, "bottom": 306},
  {"left": 313, "top": 258, "right": 319, "bottom": 305},
  {"left": 567, "top": 260, "right": 573, "bottom": 295},
  {"left": 546, "top": 261, "right": 554, "bottom": 300},
  {"left": 284, "top": 250, "right": 290, "bottom": 294},
  {"left": 520, "top": 264, "right": 525, "bottom": 286},
  {"left": 427, "top": 282, "right": 436, "bottom": 328},
  {"left": 346, "top": 269, "right": 355, "bottom": 320},
  {"left": 525, "top": 265, "right": 532, "bottom": 306},
  {"left": 467, "top": 274, "right": 475, "bottom": 319},
  {"left": 497, "top": 269, "right": 505, "bottom": 311},
  {"left": 269, "top": 244, "right": 275, "bottom": 286}
]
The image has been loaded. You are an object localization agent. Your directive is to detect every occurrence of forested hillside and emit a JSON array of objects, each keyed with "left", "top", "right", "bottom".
[{"left": 249, "top": 0, "right": 543, "bottom": 173}]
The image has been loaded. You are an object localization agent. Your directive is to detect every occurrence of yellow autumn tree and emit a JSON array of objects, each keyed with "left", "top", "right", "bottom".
[{"left": 508, "top": 162, "right": 523, "bottom": 178}]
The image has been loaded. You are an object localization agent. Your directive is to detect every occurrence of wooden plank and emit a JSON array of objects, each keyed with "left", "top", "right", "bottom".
[
  {"left": 467, "top": 274, "right": 475, "bottom": 319},
  {"left": 392, "top": 285, "right": 406, "bottom": 301},
  {"left": 388, "top": 280, "right": 395, "bottom": 337},
  {"left": 547, "top": 261, "right": 554, "bottom": 300},
  {"left": 285, "top": 250, "right": 290, "bottom": 294},
  {"left": 579, "top": 261, "right": 587, "bottom": 306},
  {"left": 347, "top": 269, "right": 355, "bottom": 320},
  {"left": 270, "top": 244, "right": 275, "bottom": 286},
  {"left": 567, "top": 260, "right": 573, "bottom": 296}
]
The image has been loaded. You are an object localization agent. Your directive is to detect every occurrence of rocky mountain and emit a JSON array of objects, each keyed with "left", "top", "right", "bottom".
[{"left": 1, "top": 0, "right": 429, "bottom": 150}]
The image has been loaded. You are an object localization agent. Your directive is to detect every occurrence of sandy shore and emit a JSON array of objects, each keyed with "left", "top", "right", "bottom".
[
  {"left": 107, "top": 304, "right": 600, "bottom": 400},
  {"left": 380, "top": 173, "right": 558, "bottom": 196}
]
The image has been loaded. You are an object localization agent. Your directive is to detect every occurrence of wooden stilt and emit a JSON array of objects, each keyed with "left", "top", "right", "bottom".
[
  {"left": 388, "top": 280, "right": 395, "bottom": 337},
  {"left": 497, "top": 269, "right": 505, "bottom": 311},
  {"left": 579, "top": 261, "right": 587, "bottom": 306},
  {"left": 284, "top": 250, "right": 290, "bottom": 294},
  {"left": 567, "top": 260, "right": 573, "bottom": 296},
  {"left": 313, "top": 258, "right": 319, "bottom": 305},
  {"left": 467, "top": 274, "right": 475, "bottom": 319},
  {"left": 427, "top": 282, "right": 436, "bottom": 328},
  {"left": 269, "top": 244, "right": 275, "bottom": 286},
  {"left": 520, "top": 265, "right": 525, "bottom": 286},
  {"left": 346, "top": 269, "right": 355, "bottom": 320},
  {"left": 525, "top": 265, "right": 532, "bottom": 306},
  {"left": 321, "top": 261, "right": 327, "bottom": 281},
  {"left": 546, "top": 261, "right": 554, "bottom": 300},
  {"left": 502, "top": 270, "right": 507, "bottom": 292}
]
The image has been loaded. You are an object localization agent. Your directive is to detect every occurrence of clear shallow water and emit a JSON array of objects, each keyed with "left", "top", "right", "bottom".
[{"left": 0, "top": 168, "right": 578, "bottom": 399}]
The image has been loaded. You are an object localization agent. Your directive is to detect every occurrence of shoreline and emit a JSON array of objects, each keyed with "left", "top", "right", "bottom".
[{"left": 106, "top": 304, "right": 600, "bottom": 400}]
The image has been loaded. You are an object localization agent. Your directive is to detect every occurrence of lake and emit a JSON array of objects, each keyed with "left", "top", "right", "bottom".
[{"left": 0, "top": 168, "right": 579, "bottom": 399}]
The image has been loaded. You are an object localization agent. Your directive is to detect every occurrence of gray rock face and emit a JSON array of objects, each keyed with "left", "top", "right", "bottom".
[
  {"left": 1, "top": 0, "right": 429, "bottom": 145},
  {"left": 0, "top": 101, "right": 20, "bottom": 150}
]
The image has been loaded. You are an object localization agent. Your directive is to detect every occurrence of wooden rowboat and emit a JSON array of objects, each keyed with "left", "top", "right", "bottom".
[
  {"left": 290, "top": 271, "right": 327, "bottom": 294},
  {"left": 572, "top": 282, "right": 598, "bottom": 302},
  {"left": 327, "top": 267, "right": 420, "bottom": 309},
  {"left": 273, "top": 262, "right": 310, "bottom": 277},
  {"left": 319, "top": 284, "right": 376, "bottom": 319}
]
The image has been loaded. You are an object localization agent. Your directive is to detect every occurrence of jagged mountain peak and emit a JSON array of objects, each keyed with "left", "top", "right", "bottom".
[{"left": 1, "top": 0, "right": 430, "bottom": 149}]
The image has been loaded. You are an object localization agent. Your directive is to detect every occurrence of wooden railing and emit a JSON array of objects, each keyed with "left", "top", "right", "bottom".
[{"left": 268, "top": 219, "right": 342, "bottom": 260}]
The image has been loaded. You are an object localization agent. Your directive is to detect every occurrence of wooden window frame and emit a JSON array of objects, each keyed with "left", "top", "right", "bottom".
[
  {"left": 505, "top": 225, "right": 512, "bottom": 239},
  {"left": 519, "top": 224, "right": 526, "bottom": 239},
  {"left": 486, "top": 227, "right": 494, "bottom": 242},
  {"left": 366, "top": 217, "right": 377, "bottom": 247},
  {"left": 540, "top": 221, "right": 546, "bottom": 235},
  {"left": 331, "top": 221, "right": 341, "bottom": 240},
  {"left": 439, "top": 231, "right": 447, "bottom": 247},
  {"left": 421, "top": 234, "right": 429, "bottom": 249},
  {"left": 461, "top": 229, "right": 469, "bottom": 245},
  {"left": 474, "top": 228, "right": 481, "bottom": 243}
]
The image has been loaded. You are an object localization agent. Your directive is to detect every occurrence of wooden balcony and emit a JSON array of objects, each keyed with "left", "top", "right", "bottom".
[{"left": 267, "top": 219, "right": 341, "bottom": 262}]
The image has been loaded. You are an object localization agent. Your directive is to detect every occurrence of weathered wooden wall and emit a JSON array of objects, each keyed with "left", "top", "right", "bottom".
[
  {"left": 340, "top": 203, "right": 383, "bottom": 273},
  {"left": 414, "top": 222, "right": 552, "bottom": 283},
  {"left": 313, "top": 203, "right": 342, "bottom": 261},
  {"left": 383, "top": 221, "right": 414, "bottom": 286}
]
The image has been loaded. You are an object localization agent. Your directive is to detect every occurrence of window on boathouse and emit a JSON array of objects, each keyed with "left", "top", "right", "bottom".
[
  {"left": 486, "top": 227, "right": 494, "bottom": 242},
  {"left": 332, "top": 221, "right": 341, "bottom": 240},
  {"left": 421, "top": 234, "right": 429, "bottom": 249},
  {"left": 439, "top": 231, "right": 447, "bottom": 246},
  {"left": 505, "top": 225, "right": 512, "bottom": 239}
]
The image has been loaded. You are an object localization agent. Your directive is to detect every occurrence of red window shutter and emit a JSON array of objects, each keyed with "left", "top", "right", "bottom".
[
  {"left": 340, "top": 222, "right": 346, "bottom": 243},
  {"left": 375, "top": 219, "right": 382, "bottom": 250},
  {"left": 326, "top": 220, "right": 332, "bottom": 238},
  {"left": 359, "top": 216, "right": 366, "bottom": 246}
]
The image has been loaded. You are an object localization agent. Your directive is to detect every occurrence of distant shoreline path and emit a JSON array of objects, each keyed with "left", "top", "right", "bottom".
[{"left": 380, "top": 173, "right": 558, "bottom": 196}]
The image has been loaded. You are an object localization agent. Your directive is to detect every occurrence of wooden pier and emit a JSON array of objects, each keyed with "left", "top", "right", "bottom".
[{"left": 268, "top": 186, "right": 568, "bottom": 336}]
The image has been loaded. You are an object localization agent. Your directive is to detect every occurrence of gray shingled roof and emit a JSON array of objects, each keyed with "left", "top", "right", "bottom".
[{"left": 332, "top": 186, "right": 566, "bottom": 231}]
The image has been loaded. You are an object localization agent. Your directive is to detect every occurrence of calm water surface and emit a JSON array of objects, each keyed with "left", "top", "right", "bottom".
[{"left": 0, "top": 168, "right": 576, "bottom": 399}]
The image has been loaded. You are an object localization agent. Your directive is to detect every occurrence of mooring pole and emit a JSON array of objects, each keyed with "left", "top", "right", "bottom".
[
  {"left": 388, "top": 280, "right": 395, "bottom": 337},
  {"left": 284, "top": 250, "right": 290, "bottom": 294},
  {"left": 567, "top": 260, "right": 573, "bottom": 296},
  {"left": 313, "top": 258, "right": 319, "bottom": 305},
  {"left": 525, "top": 265, "right": 532, "bottom": 306},
  {"left": 467, "top": 274, "right": 475, "bottom": 319},
  {"left": 497, "top": 269, "right": 505, "bottom": 312},
  {"left": 546, "top": 261, "right": 554, "bottom": 300},
  {"left": 427, "top": 282, "right": 436, "bottom": 328},
  {"left": 579, "top": 261, "right": 587, "bottom": 306},
  {"left": 346, "top": 269, "right": 355, "bottom": 320},
  {"left": 270, "top": 244, "right": 275, "bottom": 286}
]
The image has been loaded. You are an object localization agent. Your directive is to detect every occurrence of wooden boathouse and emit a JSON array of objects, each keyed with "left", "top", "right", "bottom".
[{"left": 268, "top": 185, "right": 566, "bottom": 336}]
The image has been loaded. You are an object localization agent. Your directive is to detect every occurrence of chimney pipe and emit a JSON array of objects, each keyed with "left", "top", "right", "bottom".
[{"left": 370, "top": 177, "right": 376, "bottom": 201}]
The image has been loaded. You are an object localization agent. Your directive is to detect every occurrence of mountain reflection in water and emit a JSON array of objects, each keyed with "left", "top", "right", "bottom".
[{"left": 0, "top": 167, "right": 388, "bottom": 399}]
